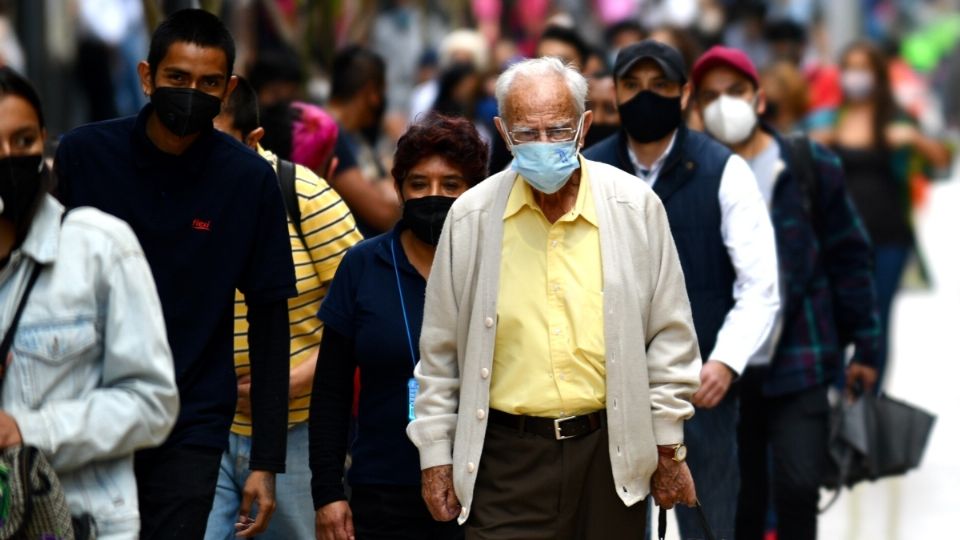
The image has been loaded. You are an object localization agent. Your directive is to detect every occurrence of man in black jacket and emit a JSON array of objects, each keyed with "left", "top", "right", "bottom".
[{"left": 55, "top": 10, "right": 295, "bottom": 539}]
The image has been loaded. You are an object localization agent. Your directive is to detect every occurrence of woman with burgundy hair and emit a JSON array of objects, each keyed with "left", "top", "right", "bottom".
[{"left": 309, "top": 113, "right": 488, "bottom": 540}]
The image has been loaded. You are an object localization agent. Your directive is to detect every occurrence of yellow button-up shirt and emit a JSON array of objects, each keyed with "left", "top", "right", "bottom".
[{"left": 490, "top": 161, "right": 606, "bottom": 417}]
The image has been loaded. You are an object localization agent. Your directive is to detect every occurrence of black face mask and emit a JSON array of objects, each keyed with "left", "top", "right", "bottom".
[
  {"left": 618, "top": 90, "right": 683, "bottom": 143},
  {"left": 402, "top": 195, "right": 456, "bottom": 246},
  {"left": 761, "top": 101, "right": 781, "bottom": 125},
  {"left": 583, "top": 123, "right": 620, "bottom": 149},
  {"left": 150, "top": 87, "right": 222, "bottom": 137},
  {"left": 0, "top": 155, "right": 45, "bottom": 242}
]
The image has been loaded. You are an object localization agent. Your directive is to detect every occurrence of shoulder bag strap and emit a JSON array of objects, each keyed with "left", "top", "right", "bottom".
[
  {"left": 0, "top": 209, "right": 68, "bottom": 397},
  {"left": 0, "top": 263, "right": 45, "bottom": 394},
  {"left": 277, "top": 158, "right": 305, "bottom": 241},
  {"left": 786, "top": 134, "right": 823, "bottom": 237}
]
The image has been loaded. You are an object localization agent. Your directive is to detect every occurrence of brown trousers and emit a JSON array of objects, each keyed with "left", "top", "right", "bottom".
[{"left": 466, "top": 418, "right": 647, "bottom": 540}]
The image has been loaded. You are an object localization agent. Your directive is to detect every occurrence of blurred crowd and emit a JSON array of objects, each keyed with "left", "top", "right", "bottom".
[{"left": 0, "top": 1, "right": 956, "bottom": 540}]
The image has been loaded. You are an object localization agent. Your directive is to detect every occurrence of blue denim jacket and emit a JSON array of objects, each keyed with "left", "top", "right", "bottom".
[{"left": 0, "top": 195, "right": 178, "bottom": 537}]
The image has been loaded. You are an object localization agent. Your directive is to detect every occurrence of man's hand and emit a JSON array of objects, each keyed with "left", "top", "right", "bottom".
[
  {"left": 421, "top": 465, "right": 461, "bottom": 521},
  {"left": 692, "top": 361, "right": 735, "bottom": 409},
  {"left": 236, "top": 374, "right": 252, "bottom": 416},
  {"left": 0, "top": 412, "right": 21, "bottom": 448},
  {"left": 315, "top": 500, "right": 355, "bottom": 540},
  {"left": 846, "top": 363, "right": 878, "bottom": 395},
  {"left": 235, "top": 470, "right": 277, "bottom": 537},
  {"left": 650, "top": 452, "right": 697, "bottom": 509}
]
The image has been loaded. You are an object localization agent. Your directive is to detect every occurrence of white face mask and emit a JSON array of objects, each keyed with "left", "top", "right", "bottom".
[
  {"left": 703, "top": 95, "right": 758, "bottom": 146},
  {"left": 841, "top": 69, "right": 875, "bottom": 100}
]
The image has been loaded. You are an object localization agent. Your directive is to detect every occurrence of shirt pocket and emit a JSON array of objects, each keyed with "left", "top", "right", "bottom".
[
  {"left": 570, "top": 288, "right": 606, "bottom": 361},
  {"left": 13, "top": 320, "right": 100, "bottom": 407}
]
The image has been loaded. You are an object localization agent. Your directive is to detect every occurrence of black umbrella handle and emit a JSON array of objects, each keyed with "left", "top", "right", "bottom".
[{"left": 657, "top": 500, "right": 717, "bottom": 540}]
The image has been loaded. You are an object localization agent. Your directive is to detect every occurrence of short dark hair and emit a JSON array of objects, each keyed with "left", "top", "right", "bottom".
[
  {"left": 604, "top": 20, "right": 644, "bottom": 47},
  {"left": 248, "top": 49, "right": 303, "bottom": 92},
  {"left": 391, "top": 113, "right": 489, "bottom": 189},
  {"left": 330, "top": 46, "right": 385, "bottom": 102},
  {"left": 0, "top": 66, "right": 44, "bottom": 129},
  {"left": 147, "top": 9, "right": 236, "bottom": 79},
  {"left": 259, "top": 101, "right": 295, "bottom": 161},
  {"left": 223, "top": 76, "right": 259, "bottom": 138},
  {"left": 538, "top": 25, "right": 590, "bottom": 67}
]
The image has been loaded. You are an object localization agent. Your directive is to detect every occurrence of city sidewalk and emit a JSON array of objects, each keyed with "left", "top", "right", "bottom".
[
  {"left": 818, "top": 176, "right": 960, "bottom": 539},
  {"left": 660, "top": 177, "right": 959, "bottom": 540}
]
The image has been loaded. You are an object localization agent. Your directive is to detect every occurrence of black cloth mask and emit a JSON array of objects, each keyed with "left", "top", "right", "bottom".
[
  {"left": 0, "top": 155, "right": 45, "bottom": 242},
  {"left": 402, "top": 195, "right": 456, "bottom": 246},
  {"left": 150, "top": 87, "right": 222, "bottom": 137},
  {"left": 618, "top": 90, "right": 682, "bottom": 143},
  {"left": 761, "top": 101, "right": 781, "bottom": 125}
]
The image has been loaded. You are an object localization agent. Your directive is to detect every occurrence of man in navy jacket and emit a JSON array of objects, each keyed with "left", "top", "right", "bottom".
[{"left": 585, "top": 41, "right": 780, "bottom": 540}]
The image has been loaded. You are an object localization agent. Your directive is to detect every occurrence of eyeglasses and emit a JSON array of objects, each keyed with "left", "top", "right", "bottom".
[{"left": 505, "top": 115, "right": 584, "bottom": 144}]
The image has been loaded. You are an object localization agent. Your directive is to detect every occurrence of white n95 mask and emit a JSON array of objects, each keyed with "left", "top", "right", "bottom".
[{"left": 703, "top": 95, "right": 759, "bottom": 146}]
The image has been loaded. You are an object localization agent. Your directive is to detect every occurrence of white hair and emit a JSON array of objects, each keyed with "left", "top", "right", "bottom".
[{"left": 495, "top": 57, "right": 587, "bottom": 122}]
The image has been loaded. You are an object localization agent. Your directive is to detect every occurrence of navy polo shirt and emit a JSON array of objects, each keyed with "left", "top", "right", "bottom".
[
  {"left": 55, "top": 104, "right": 297, "bottom": 451},
  {"left": 318, "top": 226, "right": 424, "bottom": 486}
]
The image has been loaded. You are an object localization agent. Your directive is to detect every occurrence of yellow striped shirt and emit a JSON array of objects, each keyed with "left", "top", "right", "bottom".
[{"left": 231, "top": 147, "right": 363, "bottom": 435}]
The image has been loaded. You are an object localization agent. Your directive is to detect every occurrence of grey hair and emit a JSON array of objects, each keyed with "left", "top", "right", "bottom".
[{"left": 495, "top": 57, "right": 587, "bottom": 122}]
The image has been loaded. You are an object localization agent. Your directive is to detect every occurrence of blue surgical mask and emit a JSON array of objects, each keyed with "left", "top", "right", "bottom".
[{"left": 509, "top": 116, "right": 583, "bottom": 194}]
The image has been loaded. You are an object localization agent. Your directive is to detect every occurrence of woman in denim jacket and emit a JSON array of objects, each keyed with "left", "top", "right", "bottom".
[{"left": 0, "top": 67, "right": 179, "bottom": 539}]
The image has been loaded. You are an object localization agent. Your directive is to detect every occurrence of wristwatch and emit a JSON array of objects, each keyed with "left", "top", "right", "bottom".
[{"left": 657, "top": 443, "right": 687, "bottom": 463}]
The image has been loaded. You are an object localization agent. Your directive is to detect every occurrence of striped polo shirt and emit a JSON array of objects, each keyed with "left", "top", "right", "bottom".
[{"left": 232, "top": 147, "right": 363, "bottom": 435}]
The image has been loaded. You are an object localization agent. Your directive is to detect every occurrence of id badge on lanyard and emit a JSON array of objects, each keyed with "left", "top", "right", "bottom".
[
  {"left": 407, "top": 377, "right": 419, "bottom": 421},
  {"left": 392, "top": 237, "right": 420, "bottom": 422}
]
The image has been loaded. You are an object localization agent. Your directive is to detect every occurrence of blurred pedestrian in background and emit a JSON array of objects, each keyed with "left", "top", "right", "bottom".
[
  {"left": 206, "top": 77, "right": 362, "bottom": 540},
  {"left": 810, "top": 40, "right": 952, "bottom": 390},
  {"left": 0, "top": 65, "right": 178, "bottom": 540},
  {"left": 759, "top": 60, "right": 811, "bottom": 133},
  {"left": 326, "top": 45, "right": 401, "bottom": 237},
  {"left": 55, "top": 10, "right": 295, "bottom": 539},
  {"left": 692, "top": 45, "right": 882, "bottom": 540},
  {"left": 310, "top": 113, "right": 487, "bottom": 540}
]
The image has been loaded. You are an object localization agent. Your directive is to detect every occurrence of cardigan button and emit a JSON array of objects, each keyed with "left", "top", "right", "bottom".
[
  {"left": 484, "top": 317, "right": 494, "bottom": 328},
  {"left": 481, "top": 368, "right": 490, "bottom": 379},
  {"left": 476, "top": 409, "right": 486, "bottom": 420},
  {"left": 467, "top": 462, "right": 476, "bottom": 473}
]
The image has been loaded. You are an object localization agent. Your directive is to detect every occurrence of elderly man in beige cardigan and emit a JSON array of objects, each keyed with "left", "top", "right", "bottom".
[{"left": 407, "top": 57, "right": 701, "bottom": 539}]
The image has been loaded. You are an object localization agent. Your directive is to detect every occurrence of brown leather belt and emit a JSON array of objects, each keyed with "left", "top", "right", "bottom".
[{"left": 488, "top": 409, "right": 604, "bottom": 440}]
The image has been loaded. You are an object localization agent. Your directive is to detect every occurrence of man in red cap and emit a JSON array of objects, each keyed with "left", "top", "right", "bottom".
[
  {"left": 585, "top": 40, "right": 780, "bottom": 540},
  {"left": 692, "top": 46, "right": 881, "bottom": 540}
]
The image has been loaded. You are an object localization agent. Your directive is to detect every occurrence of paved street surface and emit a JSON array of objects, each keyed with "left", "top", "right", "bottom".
[{"left": 818, "top": 176, "right": 960, "bottom": 539}]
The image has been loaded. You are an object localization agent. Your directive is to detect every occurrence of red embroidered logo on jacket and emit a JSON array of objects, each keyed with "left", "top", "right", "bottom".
[{"left": 192, "top": 218, "right": 212, "bottom": 232}]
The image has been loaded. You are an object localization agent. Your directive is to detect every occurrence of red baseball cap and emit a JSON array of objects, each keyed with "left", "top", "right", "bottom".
[{"left": 692, "top": 46, "right": 760, "bottom": 89}]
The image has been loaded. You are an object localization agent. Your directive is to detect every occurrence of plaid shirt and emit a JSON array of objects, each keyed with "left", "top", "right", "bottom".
[{"left": 764, "top": 129, "right": 881, "bottom": 396}]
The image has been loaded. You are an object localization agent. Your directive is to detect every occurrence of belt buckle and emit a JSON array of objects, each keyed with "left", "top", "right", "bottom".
[{"left": 553, "top": 416, "right": 577, "bottom": 440}]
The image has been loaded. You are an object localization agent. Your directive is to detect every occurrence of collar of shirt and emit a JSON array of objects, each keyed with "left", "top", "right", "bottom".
[
  {"left": 626, "top": 131, "right": 678, "bottom": 187},
  {"left": 131, "top": 103, "right": 218, "bottom": 177},
  {"left": 257, "top": 144, "right": 278, "bottom": 168},
  {"left": 502, "top": 156, "right": 598, "bottom": 227},
  {"left": 16, "top": 195, "right": 63, "bottom": 266}
]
